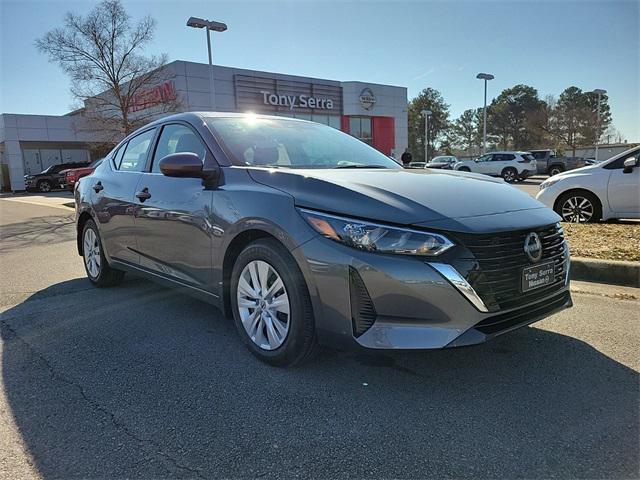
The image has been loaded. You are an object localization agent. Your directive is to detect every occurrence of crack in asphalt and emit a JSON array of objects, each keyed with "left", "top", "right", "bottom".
[{"left": 0, "top": 320, "right": 206, "bottom": 479}]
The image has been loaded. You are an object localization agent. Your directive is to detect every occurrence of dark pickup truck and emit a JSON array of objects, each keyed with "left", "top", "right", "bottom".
[
  {"left": 24, "top": 162, "right": 90, "bottom": 192},
  {"left": 530, "top": 149, "right": 586, "bottom": 176}
]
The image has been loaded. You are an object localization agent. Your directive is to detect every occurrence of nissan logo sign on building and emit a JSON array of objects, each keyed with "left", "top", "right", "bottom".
[{"left": 359, "top": 88, "right": 376, "bottom": 110}]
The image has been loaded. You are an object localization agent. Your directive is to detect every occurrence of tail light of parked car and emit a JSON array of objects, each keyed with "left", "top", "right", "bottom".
[{"left": 66, "top": 171, "right": 78, "bottom": 183}]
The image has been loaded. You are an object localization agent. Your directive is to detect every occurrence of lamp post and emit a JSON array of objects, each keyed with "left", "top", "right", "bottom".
[
  {"left": 476, "top": 73, "right": 494, "bottom": 154},
  {"left": 593, "top": 89, "right": 607, "bottom": 162},
  {"left": 421, "top": 109, "right": 432, "bottom": 162},
  {"left": 187, "top": 17, "right": 228, "bottom": 111}
]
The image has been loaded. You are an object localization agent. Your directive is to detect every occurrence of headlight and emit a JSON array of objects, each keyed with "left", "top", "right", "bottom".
[
  {"left": 299, "top": 209, "right": 454, "bottom": 256},
  {"left": 539, "top": 178, "right": 560, "bottom": 190}
]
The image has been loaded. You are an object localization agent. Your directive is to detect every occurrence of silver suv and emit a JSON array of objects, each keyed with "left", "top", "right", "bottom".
[{"left": 454, "top": 151, "right": 537, "bottom": 182}]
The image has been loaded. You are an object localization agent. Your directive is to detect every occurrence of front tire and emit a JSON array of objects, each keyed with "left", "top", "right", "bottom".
[
  {"left": 555, "top": 191, "right": 602, "bottom": 223},
  {"left": 82, "top": 219, "right": 125, "bottom": 287},
  {"left": 231, "top": 239, "right": 317, "bottom": 366},
  {"left": 501, "top": 167, "right": 517, "bottom": 183}
]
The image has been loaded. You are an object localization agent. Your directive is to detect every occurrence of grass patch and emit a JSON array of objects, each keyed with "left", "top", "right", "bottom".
[{"left": 563, "top": 222, "right": 640, "bottom": 262}]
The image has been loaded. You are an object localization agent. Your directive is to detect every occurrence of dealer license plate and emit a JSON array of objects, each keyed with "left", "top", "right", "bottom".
[{"left": 521, "top": 261, "right": 555, "bottom": 292}]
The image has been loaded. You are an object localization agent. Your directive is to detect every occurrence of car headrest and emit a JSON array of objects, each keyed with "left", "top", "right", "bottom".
[
  {"left": 175, "top": 133, "right": 203, "bottom": 158},
  {"left": 253, "top": 145, "right": 279, "bottom": 166}
]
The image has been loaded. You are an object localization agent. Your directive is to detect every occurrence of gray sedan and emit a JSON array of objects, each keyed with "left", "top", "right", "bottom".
[{"left": 75, "top": 112, "right": 571, "bottom": 365}]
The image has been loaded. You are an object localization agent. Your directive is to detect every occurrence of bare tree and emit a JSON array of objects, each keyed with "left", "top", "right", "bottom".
[{"left": 36, "top": 0, "right": 180, "bottom": 141}]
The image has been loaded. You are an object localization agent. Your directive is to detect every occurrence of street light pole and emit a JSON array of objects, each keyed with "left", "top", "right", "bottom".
[
  {"left": 205, "top": 28, "right": 214, "bottom": 110},
  {"left": 187, "top": 17, "right": 228, "bottom": 111},
  {"left": 476, "top": 73, "right": 494, "bottom": 154},
  {"left": 593, "top": 89, "right": 607, "bottom": 162},
  {"left": 421, "top": 109, "right": 432, "bottom": 163}
]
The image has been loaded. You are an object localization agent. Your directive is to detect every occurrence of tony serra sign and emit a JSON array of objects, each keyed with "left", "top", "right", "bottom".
[{"left": 235, "top": 74, "right": 342, "bottom": 114}]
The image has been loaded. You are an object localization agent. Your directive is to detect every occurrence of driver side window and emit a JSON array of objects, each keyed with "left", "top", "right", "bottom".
[
  {"left": 477, "top": 154, "right": 492, "bottom": 162},
  {"left": 152, "top": 124, "right": 207, "bottom": 173}
]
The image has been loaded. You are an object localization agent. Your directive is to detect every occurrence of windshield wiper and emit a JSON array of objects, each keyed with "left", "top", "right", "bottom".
[{"left": 333, "top": 165, "right": 389, "bottom": 169}]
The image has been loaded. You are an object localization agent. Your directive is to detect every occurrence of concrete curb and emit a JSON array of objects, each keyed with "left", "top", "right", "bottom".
[{"left": 570, "top": 257, "right": 640, "bottom": 288}]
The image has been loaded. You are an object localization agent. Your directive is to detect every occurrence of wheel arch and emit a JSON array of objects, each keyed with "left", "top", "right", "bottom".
[{"left": 76, "top": 211, "right": 94, "bottom": 256}]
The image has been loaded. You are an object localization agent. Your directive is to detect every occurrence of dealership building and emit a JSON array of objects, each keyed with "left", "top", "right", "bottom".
[{"left": 0, "top": 60, "right": 408, "bottom": 191}]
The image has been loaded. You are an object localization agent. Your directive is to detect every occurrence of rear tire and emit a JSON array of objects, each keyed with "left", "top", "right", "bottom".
[
  {"left": 230, "top": 239, "right": 318, "bottom": 366},
  {"left": 37, "top": 180, "right": 52, "bottom": 192},
  {"left": 501, "top": 167, "right": 517, "bottom": 183},
  {"left": 555, "top": 190, "right": 602, "bottom": 223},
  {"left": 548, "top": 165, "right": 564, "bottom": 176},
  {"left": 82, "top": 219, "right": 125, "bottom": 287},
  {"left": 458, "top": 167, "right": 470, "bottom": 172}
]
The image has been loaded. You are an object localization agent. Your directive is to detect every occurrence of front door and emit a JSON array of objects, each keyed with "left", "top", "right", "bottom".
[
  {"left": 133, "top": 123, "right": 214, "bottom": 289},
  {"left": 607, "top": 151, "right": 640, "bottom": 215},
  {"left": 474, "top": 154, "right": 493, "bottom": 174}
]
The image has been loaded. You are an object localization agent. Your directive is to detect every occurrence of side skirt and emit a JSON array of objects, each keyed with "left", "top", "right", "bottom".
[{"left": 111, "top": 259, "right": 221, "bottom": 307}]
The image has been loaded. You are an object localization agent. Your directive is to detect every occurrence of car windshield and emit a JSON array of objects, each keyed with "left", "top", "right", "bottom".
[{"left": 206, "top": 116, "right": 401, "bottom": 169}]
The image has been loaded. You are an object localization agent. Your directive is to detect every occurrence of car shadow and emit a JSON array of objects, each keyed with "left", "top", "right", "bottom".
[
  {"left": 1, "top": 277, "right": 638, "bottom": 478},
  {"left": 0, "top": 214, "right": 75, "bottom": 254}
]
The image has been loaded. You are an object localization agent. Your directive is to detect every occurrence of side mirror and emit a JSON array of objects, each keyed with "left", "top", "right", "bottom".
[
  {"left": 474, "top": 159, "right": 479, "bottom": 162},
  {"left": 622, "top": 157, "right": 638, "bottom": 174},
  {"left": 159, "top": 152, "right": 204, "bottom": 178}
]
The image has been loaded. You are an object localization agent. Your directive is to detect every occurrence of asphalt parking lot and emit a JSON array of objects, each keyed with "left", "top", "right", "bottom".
[{"left": 1, "top": 196, "right": 639, "bottom": 479}]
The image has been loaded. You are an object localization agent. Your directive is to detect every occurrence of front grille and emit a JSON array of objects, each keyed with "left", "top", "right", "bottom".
[
  {"left": 454, "top": 224, "right": 568, "bottom": 311},
  {"left": 474, "top": 290, "right": 570, "bottom": 335},
  {"left": 349, "top": 267, "right": 376, "bottom": 337}
]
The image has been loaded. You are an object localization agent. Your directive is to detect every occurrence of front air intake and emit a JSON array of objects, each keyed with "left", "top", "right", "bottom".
[{"left": 349, "top": 267, "right": 377, "bottom": 337}]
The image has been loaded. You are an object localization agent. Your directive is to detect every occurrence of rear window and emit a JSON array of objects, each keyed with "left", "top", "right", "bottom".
[
  {"left": 523, "top": 154, "right": 536, "bottom": 161},
  {"left": 531, "top": 151, "right": 547, "bottom": 160}
]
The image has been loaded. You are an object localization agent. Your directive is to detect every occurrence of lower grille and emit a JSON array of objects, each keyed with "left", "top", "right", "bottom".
[
  {"left": 349, "top": 267, "right": 376, "bottom": 337},
  {"left": 474, "top": 290, "right": 570, "bottom": 335},
  {"left": 454, "top": 223, "right": 568, "bottom": 311}
]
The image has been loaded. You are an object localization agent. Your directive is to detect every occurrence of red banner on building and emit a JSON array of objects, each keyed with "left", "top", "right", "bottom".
[{"left": 128, "top": 81, "right": 177, "bottom": 113}]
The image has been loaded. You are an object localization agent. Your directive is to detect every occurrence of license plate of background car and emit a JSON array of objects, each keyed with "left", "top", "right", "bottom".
[{"left": 521, "top": 261, "right": 556, "bottom": 292}]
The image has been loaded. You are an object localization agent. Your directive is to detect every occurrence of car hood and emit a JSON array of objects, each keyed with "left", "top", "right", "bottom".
[{"left": 247, "top": 167, "right": 559, "bottom": 233}]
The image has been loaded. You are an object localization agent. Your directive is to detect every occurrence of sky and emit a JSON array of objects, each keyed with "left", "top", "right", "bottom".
[{"left": 1, "top": 0, "right": 638, "bottom": 141}]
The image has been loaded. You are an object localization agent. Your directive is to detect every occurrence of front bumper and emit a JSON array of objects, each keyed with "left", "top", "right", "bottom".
[{"left": 297, "top": 236, "right": 571, "bottom": 350}]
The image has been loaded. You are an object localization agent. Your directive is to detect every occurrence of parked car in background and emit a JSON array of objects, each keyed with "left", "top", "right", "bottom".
[
  {"left": 406, "top": 162, "right": 427, "bottom": 169},
  {"left": 24, "top": 161, "right": 90, "bottom": 192},
  {"left": 453, "top": 151, "right": 536, "bottom": 182},
  {"left": 426, "top": 155, "right": 458, "bottom": 169},
  {"left": 61, "top": 158, "right": 104, "bottom": 191},
  {"left": 75, "top": 112, "right": 571, "bottom": 366},
  {"left": 530, "top": 149, "right": 586, "bottom": 176},
  {"left": 537, "top": 146, "right": 640, "bottom": 222}
]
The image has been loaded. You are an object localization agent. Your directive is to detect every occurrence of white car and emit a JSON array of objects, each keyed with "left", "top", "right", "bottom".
[
  {"left": 453, "top": 151, "right": 537, "bottom": 183},
  {"left": 536, "top": 146, "right": 640, "bottom": 222}
]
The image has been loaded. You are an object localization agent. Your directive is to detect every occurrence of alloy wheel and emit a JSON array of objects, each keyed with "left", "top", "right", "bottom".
[
  {"left": 237, "top": 260, "right": 290, "bottom": 350},
  {"left": 39, "top": 181, "right": 51, "bottom": 192},
  {"left": 550, "top": 167, "right": 562, "bottom": 176},
  {"left": 503, "top": 169, "right": 516, "bottom": 182},
  {"left": 83, "top": 227, "right": 102, "bottom": 278},
  {"left": 561, "top": 196, "right": 594, "bottom": 223}
]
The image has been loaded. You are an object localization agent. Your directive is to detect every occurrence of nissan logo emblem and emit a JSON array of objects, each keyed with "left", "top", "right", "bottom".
[
  {"left": 359, "top": 88, "right": 376, "bottom": 110},
  {"left": 524, "top": 232, "right": 543, "bottom": 263}
]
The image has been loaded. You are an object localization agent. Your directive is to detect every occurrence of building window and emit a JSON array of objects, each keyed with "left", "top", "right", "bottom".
[{"left": 349, "top": 117, "right": 372, "bottom": 145}]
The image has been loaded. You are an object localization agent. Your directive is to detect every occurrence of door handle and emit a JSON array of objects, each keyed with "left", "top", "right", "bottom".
[
  {"left": 135, "top": 188, "right": 151, "bottom": 202},
  {"left": 93, "top": 181, "right": 104, "bottom": 193}
]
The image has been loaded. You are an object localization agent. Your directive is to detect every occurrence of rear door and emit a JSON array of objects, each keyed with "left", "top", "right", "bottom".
[
  {"left": 133, "top": 122, "right": 215, "bottom": 289},
  {"left": 91, "top": 127, "right": 157, "bottom": 265},
  {"left": 488, "top": 153, "right": 511, "bottom": 175}
]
